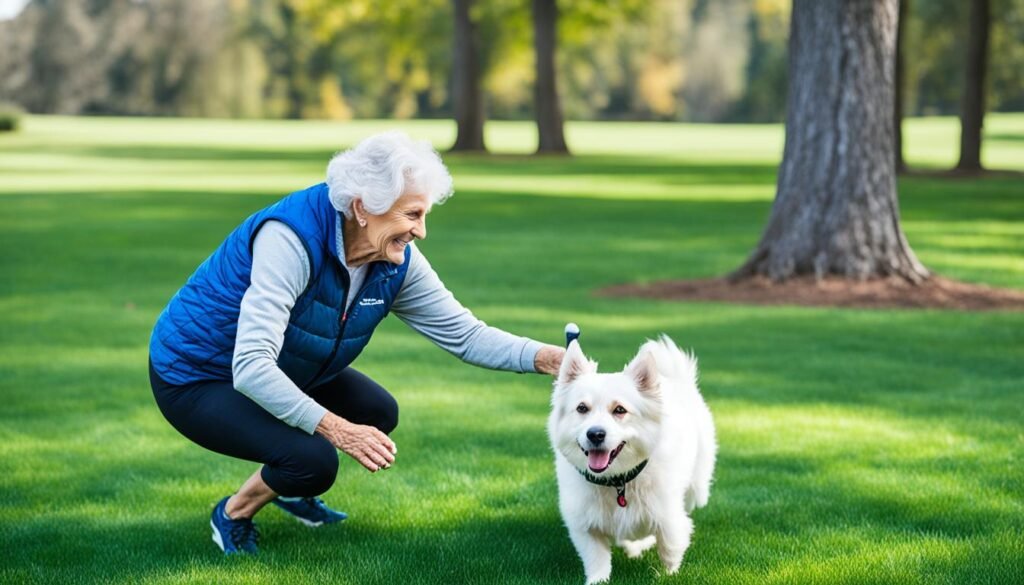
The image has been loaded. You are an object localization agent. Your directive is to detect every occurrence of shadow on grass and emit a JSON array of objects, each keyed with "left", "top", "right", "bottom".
[
  {"left": 56, "top": 144, "right": 337, "bottom": 163},
  {"left": 720, "top": 450, "right": 1017, "bottom": 537},
  {"left": 18, "top": 143, "right": 782, "bottom": 185},
  {"left": 564, "top": 307, "right": 1024, "bottom": 428},
  {"left": 898, "top": 175, "right": 1024, "bottom": 223},
  {"left": 3, "top": 446, "right": 1020, "bottom": 585},
  {"left": 986, "top": 133, "right": 1024, "bottom": 142}
]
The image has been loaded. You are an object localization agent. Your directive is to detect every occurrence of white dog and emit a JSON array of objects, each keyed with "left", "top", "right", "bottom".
[{"left": 547, "top": 336, "right": 716, "bottom": 584}]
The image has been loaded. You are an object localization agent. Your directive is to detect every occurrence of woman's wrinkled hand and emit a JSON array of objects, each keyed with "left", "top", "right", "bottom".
[
  {"left": 315, "top": 412, "right": 396, "bottom": 473},
  {"left": 534, "top": 344, "right": 566, "bottom": 376}
]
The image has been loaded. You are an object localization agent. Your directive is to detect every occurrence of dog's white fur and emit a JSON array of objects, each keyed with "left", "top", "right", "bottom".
[{"left": 547, "top": 336, "right": 716, "bottom": 584}]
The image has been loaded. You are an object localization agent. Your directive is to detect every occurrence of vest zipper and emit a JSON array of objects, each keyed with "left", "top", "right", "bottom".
[{"left": 302, "top": 272, "right": 391, "bottom": 390}]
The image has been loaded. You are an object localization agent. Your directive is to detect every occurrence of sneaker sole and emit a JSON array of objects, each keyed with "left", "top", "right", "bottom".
[
  {"left": 210, "top": 519, "right": 227, "bottom": 552},
  {"left": 274, "top": 502, "right": 345, "bottom": 527},
  {"left": 289, "top": 515, "right": 324, "bottom": 528}
]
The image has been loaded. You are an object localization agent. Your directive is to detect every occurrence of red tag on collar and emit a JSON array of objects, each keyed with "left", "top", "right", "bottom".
[{"left": 617, "top": 494, "right": 627, "bottom": 507}]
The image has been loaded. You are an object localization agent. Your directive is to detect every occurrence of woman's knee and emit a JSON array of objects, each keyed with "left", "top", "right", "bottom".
[
  {"left": 300, "top": 438, "right": 340, "bottom": 496},
  {"left": 266, "top": 437, "right": 339, "bottom": 497},
  {"left": 376, "top": 392, "right": 399, "bottom": 434}
]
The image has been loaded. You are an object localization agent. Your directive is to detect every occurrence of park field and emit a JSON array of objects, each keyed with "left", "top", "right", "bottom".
[{"left": 0, "top": 115, "right": 1022, "bottom": 584}]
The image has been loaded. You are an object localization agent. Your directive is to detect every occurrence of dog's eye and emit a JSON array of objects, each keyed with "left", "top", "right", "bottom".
[
  {"left": 576, "top": 403, "right": 589, "bottom": 414},
  {"left": 613, "top": 405, "right": 628, "bottom": 415}
]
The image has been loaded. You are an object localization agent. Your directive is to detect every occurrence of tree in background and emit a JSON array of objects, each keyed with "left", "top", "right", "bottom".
[
  {"left": 25, "top": 0, "right": 108, "bottom": 113},
  {"left": 0, "top": 0, "right": 1019, "bottom": 124},
  {"left": 956, "top": 0, "right": 991, "bottom": 172},
  {"left": 730, "top": 0, "right": 790, "bottom": 123},
  {"left": 249, "top": 0, "right": 316, "bottom": 119},
  {"left": 0, "top": 0, "right": 250, "bottom": 117},
  {"left": 451, "top": 0, "right": 486, "bottom": 152},
  {"left": 13, "top": 0, "right": 147, "bottom": 114},
  {"left": 733, "top": 0, "right": 929, "bottom": 283},
  {"left": 681, "top": 0, "right": 751, "bottom": 122},
  {"left": 532, "top": 0, "right": 568, "bottom": 153},
  {"left": 482, "top": 0, "right": 651, "bottom": 123},
  {"left": 986, "top": 0, "right": 1024, "bottom": 113},
  {"left": 903, "top": 0, "right": 1022, "bottom": 118},
  {"left": 140, "top": 1, "right": 231, "bottom": 116},
  {"left": 894, "top": 0, "right": 908, "bottom": 173}
]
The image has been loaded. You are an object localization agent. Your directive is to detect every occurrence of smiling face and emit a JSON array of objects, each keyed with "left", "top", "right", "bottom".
[
  {"left": 548, "top": 342, "right": 664, "bottom": 476},
  {"left": 354, "top": 192, "right": 431, "bottom": 264}
]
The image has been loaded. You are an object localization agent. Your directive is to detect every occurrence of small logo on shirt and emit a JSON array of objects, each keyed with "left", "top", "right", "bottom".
[{"left": 359, "top": 298, "right": 385, "bottom": 307}]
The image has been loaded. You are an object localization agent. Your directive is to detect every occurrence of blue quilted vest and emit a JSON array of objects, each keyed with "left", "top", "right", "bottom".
[{"left": 149, "top": 183, "right": 410, "bottom": 388}]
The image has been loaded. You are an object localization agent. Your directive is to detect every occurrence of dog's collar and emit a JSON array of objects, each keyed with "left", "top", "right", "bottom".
[{"left": 577, "top": 459, "right": 649, "bottom": 508}]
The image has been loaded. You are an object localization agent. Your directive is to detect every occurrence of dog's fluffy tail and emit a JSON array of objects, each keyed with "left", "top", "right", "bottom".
[
  {"left": 643, "top": 335, "right": 717, "bottom": 512},
  {"left": 685, "top": 398, "right": 717, "bottom": 511}
]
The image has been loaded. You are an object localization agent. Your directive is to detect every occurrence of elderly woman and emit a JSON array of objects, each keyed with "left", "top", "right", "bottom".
[{"left": 149, "top": 131, "right": 565, "bottom": 554}]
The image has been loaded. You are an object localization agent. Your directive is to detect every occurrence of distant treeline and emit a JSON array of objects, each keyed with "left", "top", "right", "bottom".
[{"left": 0, "top": 0, "right": 1021, "bottom": 121}]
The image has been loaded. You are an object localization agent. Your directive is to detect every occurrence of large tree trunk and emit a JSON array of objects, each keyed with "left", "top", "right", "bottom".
[
  {"left": 955, "top": 0, "right": 990, "bottom": 172},
  {"left": 894, "top": 0, "right": 907, "bottom": 173},
  {"left": 732, "top": 0, "right": 929, "bottom": 283},
  {"left": 279, "top": 3, "right": 304, "bottom": 120},
  {"left": 532, "top": 0, "right": 568, "bottom": 154},
  {"left": 450, "top": 0, "right": 486, "bottom": 152}
]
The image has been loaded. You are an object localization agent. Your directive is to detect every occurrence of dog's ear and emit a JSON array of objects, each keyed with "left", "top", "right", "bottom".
[
  {"left": 557, "top": 340, "right": 592, "bottom": 386},
  {"left": 626, "top": 347, "right": 660, "bottom": 397}
]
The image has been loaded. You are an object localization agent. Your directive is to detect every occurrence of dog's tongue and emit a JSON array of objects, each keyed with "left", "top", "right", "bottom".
[{"left": 588, "top": 449, "right": 611, "bottom": 471}]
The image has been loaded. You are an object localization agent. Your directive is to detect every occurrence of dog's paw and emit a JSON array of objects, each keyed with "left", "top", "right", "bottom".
[
  {"left": 658, "top": 546, "right": 685, "bottom": 575},
  {"left": 584, "top": 566, "right": 612, "bottom": 585},
  {"left": 621, "top": 536, "right": 657, "bottom": 559}
]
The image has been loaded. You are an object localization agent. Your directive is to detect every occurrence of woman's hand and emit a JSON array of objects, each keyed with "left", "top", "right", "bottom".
[
  {"left": 315, "top": 412, "right": 397, "bottom": 473},
  {"left": 534, "top": 344, "right": 566, "bottom": 376}
]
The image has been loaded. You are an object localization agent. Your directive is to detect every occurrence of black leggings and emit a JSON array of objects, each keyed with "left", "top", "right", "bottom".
[{"left": 149, "top": 362, "right": 398, "bottom": 497}]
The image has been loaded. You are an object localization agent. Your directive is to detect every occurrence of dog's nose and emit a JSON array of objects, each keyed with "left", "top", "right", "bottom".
[{"left": 586, "top": 427, "right": 606, "bottom": 446}]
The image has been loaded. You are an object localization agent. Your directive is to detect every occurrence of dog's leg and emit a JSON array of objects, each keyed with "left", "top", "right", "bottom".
[
  {"left": 569, "top": 527, "right": 612, "bottom": 584},
  {"left": 656, "top": 511, "right": 693, "bottom": 575},
  {"left": 619, "top": 535, "right": 657, "bottom": 559}
]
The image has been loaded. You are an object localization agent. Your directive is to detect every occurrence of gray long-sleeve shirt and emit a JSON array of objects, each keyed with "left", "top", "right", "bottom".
[{"left": 232, "top": 220, "right": 543, "bottom": 434}]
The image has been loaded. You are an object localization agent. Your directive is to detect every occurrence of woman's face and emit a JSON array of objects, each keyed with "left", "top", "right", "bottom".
[{"left": 359, "top": 192, "right": 431, "bottom": 264}]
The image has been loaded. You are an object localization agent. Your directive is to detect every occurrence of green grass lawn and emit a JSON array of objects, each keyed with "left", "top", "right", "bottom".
[{"left": 1, "top": 115, "right": 1022, "bottom": 584}]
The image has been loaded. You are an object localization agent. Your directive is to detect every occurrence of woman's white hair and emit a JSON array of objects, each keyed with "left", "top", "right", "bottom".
[{"left": 326, "top": 131, "right": 454, "bottom": 218}]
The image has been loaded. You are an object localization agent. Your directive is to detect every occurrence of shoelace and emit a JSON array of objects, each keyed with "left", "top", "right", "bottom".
[{"left": 229, "top": 518, "right": 261, "bottom": 549}]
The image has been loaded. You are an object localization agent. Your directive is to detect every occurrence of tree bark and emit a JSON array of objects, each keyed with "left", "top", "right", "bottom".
[
  {"left": 732, "top": 0, "right": 929, "bottom": 283},
  {"left": 955, "top": 0, "right": 989, "bottom": 172},
  {"left": 894, "top": 0, "right": 907, "bottom": 173},
  {"left": 450, "top": 0, "right": 486, "bottom": 152},
  {"left": 532, "top": 0, "right": 568, "bottom": 154}
]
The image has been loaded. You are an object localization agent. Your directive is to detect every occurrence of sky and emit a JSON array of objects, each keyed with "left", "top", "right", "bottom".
[{"left": 0, "top": 0, "right": 27, "bottom": 21}]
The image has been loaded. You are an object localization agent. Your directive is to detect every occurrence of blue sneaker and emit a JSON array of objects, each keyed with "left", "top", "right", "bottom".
[
  {"left": 210, "top": 496, "right": 260, "bottom": 554},
  {"left": 272, "top": 497, "right": 347, "bottom": 527}
]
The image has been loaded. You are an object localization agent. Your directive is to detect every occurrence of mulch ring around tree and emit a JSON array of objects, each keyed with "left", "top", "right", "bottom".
[{"left": 598, "top": 275, "right": 1024, "bottom": 311}]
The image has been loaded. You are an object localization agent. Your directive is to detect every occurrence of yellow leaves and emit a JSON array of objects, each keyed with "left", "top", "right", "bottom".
[
  {"left": 288, "top": 0, "right": 373, "bottom": 43},
  {"left": 752, "top": 0, "right": 791, "bottom": 42},
  {"left": 316, "top": 76, "right": 352, "bottom": 120},
  {"left": 639, "top": 56, "right": 684, "bottom": 117},
  {"left": 753, "top": 0, "right": 790, "bottom": 21},
  {"left": 485, "top": 46, "right": 534, "bottom": 111}
]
